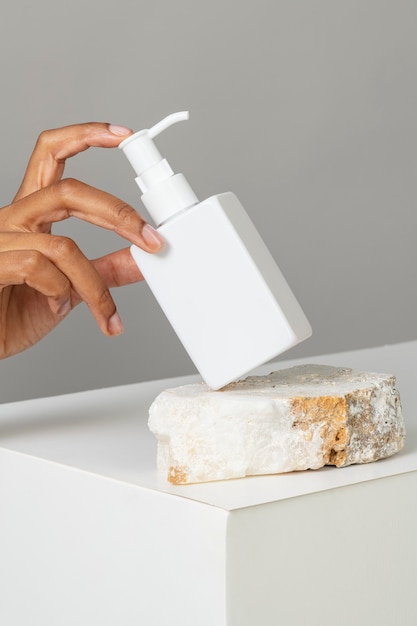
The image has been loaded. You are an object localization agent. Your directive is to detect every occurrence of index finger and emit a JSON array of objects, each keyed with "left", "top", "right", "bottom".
[
  {"left": 14, "top": 122, "right": 133, "bottom": 201},
  {"left": 4, "top": 179, "right": 164, "bottom": 253}
]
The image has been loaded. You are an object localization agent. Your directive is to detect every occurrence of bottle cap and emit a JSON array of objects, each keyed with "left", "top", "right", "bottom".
[{"left": 119, "top": 112, "right": 198, "bottom": 226}]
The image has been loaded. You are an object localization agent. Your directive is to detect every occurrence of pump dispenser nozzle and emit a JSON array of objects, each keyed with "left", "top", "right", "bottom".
[
  {"left": 148, "top": 111, "right": 189, "bottom": 139},
  {"left": 119, "top": 111, "right": 198, "bottom": 226}
]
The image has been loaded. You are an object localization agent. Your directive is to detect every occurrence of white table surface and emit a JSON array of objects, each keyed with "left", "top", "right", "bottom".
[{"left": 1, "top": 340, "right": 416, "bottom": 511}]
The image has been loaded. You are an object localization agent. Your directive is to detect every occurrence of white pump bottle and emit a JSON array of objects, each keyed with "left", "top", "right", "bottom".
[{"left": 119, "top": 112, "right": 312, "bottom": 389}]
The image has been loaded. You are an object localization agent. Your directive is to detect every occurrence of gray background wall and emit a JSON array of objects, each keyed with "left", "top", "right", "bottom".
[{"left": 0, "top": 0, "right": 416, "bottom": 402}]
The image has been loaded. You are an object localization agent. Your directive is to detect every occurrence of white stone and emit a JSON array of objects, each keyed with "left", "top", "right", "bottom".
[{"left": 148, "top": 364, "right": 406, "bottom": 484}]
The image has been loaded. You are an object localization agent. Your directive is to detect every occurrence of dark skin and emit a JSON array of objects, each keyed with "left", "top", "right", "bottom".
[{"left": 0, "top": 122, "right": 164, "bottom": 358}]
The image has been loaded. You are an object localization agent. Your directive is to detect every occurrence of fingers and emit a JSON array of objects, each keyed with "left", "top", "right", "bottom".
[
  {"left": 0, "top": 121, "right": 155, "bottom": 353},
  {"left": 0, "top": 232, "right": 124, "bottom": 336},
  {"left": 1, "top": 178, "right": 164, "bottom": 253},
  {"left": 14, "top": 122, "right": 133, "bottom": 201},
  {"left": 91, "top": 248, "right": 144, "bottom": 289},
  {"left": 0, "top": 250, "right": 72, "bottom": 316}
]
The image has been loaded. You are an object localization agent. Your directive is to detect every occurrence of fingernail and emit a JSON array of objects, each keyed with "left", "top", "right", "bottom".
[
  {"left": 57, "top": 298, "right": 71, "bottom": 316},
  {"left": 109, "top": 124, "right": 132, "bottom": 136},
  {"left": 108, "top": 311, "right": 124, "bottom": 336},
  {"left": 142, "top": 224, "right": 164, "bottom": 251}
]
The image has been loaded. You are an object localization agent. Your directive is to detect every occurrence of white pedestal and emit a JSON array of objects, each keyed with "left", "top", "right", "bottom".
[{"left": 1, "top": 342, "right": 416, "bottom": 626}]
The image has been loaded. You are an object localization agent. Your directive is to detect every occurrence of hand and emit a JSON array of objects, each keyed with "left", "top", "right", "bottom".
[{"left": 0, "top": 122, "right": 164, "bottom": 358}]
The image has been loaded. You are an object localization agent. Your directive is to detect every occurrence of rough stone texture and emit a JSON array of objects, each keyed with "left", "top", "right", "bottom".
[{"left": 148, "top": 364, "right": 406, "bottom": 484}]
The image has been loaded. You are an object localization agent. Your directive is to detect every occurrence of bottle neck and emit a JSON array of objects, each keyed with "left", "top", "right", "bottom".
[{"left": 136, "top": 172, "right": 199, "bottom": 227}]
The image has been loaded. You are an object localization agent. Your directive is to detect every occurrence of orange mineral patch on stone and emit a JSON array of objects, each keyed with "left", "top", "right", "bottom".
[
  {"left": 168, "top": 466, "right": 189, "bottom": 485},
  {"left": 290, "top": 396, "right": 349, "bottom": 466}
]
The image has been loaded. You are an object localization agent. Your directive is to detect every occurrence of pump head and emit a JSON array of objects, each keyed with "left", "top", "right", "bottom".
[
  {"left": 119, "top": 111, "right": 189, "bottom": 177},
  {"left": 119, "top": 112, "right": 198, "bottom": 227}
]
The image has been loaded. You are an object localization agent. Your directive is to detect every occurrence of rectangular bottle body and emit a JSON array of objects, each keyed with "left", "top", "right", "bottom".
[{"left": 131, "top": 192, "right": 311, "bottom": 389}]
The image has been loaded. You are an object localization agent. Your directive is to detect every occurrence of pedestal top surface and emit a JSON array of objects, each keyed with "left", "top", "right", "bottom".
[{"left": 1, "top": 341, "right": 416, "bottom": 510}]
